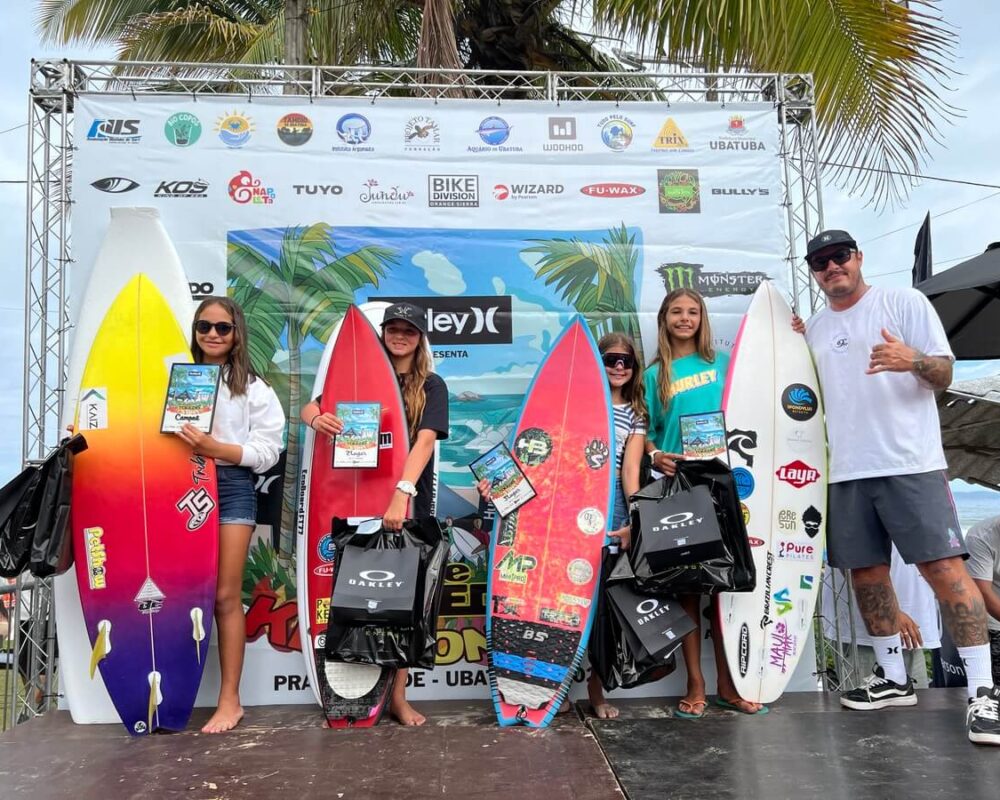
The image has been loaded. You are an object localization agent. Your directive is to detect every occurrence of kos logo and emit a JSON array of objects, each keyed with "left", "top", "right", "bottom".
[
  {"left": 189, "top": 282, "right": 215, "bottom": 300},
  {"left": 154, "top": 179, "right": 208, "bottom": 199},
  {"left": 87, "top": 119, "right": 141, "bottom": 143},
  {"left": 775, "top": 460, "right": 820, "bottom": 488},
  {"left": 580, "top": 183, "right": 645, "bottom": 198},
  {"left": 376, "top": 295, "right": 512, "bottom": 345}
]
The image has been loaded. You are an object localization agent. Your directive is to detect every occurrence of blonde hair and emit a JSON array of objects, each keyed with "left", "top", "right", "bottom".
[
  {"left": 598, "top": 332, "right": 648, "bottom": 423},
  {"left": 651, "top": 289, "right": 716, "bottom": 406}
]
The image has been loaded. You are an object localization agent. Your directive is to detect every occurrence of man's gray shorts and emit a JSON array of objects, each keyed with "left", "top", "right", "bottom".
[{"left": 827, "top": 470, "right": 966, "bottom": 569}]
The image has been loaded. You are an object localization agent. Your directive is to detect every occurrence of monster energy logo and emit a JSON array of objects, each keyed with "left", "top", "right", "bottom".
[{"left": 656, "top": 262, "right": 769, "bottom": 297}]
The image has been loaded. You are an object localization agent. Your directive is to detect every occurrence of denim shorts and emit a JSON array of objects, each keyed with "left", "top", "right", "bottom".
[{"left": 217, "top": 465, "right": 257, "bottom": 526}]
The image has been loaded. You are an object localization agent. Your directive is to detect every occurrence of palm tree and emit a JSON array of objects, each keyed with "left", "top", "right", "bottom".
[
  {"left": 37, "top": 0, "right": 955, "bottom": 207},
  {"left": 228, "top": 223, "right": 398, "bottom": 559},
  {"left": 523, "top": 224, "right": 644, "bottom": 352}
]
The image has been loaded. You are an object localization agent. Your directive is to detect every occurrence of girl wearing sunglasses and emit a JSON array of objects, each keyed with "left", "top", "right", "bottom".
[
  {"left": 644, "top": 288, "right": 765, "bottom": 718},
  {"left": 177, "top": 296, "right": 285, "bottom": 734},
  {"left": 300, "top": 302, "right": 449, "bottom": 726}
]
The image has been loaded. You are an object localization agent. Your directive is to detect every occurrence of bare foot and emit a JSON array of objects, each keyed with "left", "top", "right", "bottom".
[
  {"left": 390, "top": 696, "right": 426, "bottom": 726},
  {"left": 588, "top": 680, "right": 619, "bottom": 719},
  {"left": 201, "top": 700, "right": 244, "bottom": 733}
]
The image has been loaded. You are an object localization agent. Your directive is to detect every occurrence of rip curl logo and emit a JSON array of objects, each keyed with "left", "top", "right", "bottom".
[
  {"left": 727, "top": 429, "right": 757, "bottom": 467},
  {"left": 175, "top": 487, "right": 216, "bottom": 530}
]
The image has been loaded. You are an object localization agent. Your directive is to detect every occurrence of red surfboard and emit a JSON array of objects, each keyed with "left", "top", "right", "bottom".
[
  {"left": 486, "top": 317, "right": 614, "bottom": 727},
  {"left": 297, "top": 305, "right": 408, "bottom": 727}
]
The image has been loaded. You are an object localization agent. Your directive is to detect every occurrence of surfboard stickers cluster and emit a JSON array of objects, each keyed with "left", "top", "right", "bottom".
[
  {"left": 485, "top": 318, "right": 614, "bottom": 727},
  {"left": 72, "top": 274, "right": 218, "bottom": 735},
  {"left": 297, "top": 305, "right": 409, "bottom": 727},
  {"left": 720, "top": 280, "right": 828, "bottom": 704}
]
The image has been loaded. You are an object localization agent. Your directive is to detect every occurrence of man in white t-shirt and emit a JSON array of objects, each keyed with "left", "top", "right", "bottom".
[
  {"left": 796, "top": 229, "right": 999, "bottom": 745},
  {"left": 966, "top": 515, "right": 1000, "bottom": 685}
]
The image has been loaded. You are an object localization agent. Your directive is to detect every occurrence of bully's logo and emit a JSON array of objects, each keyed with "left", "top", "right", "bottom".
[
  {"left": 727, "top": 428, "right": 757, "bottom": 467},
  {"left": 584, "top": 439, "right": 609, "bottom": 469}
]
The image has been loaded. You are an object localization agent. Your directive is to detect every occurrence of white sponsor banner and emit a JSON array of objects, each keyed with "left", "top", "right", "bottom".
[{"left": 66, "top": 96, "right": 807, "bottom": 709}]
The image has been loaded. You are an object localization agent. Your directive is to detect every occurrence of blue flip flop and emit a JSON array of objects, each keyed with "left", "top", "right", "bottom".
[
  {"left": 714, "top": 697, "right": 770, "bottom": 715},
  {"left": 675, "top": 699, "right": 708, "bottom": 719}
]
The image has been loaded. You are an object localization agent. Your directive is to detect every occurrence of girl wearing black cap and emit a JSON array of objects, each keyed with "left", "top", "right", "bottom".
[{"left": 300, "top": 302, "right": 449, "bottom": 725}]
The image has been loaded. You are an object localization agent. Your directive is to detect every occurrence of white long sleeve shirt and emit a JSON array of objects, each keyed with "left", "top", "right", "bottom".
[{"left": 211, "top": 377, "right": 285, "bottom": 473}]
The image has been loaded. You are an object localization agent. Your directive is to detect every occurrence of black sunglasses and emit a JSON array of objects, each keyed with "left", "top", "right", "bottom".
[
  {"left": 601, "top": 352, "right": 636, "bottom": 369},
  {"left": 808, "top": 247, "right": 855, "bottom": 272},
  {"left": 195, "top": 320, "right": 235, "bottom": 336}
]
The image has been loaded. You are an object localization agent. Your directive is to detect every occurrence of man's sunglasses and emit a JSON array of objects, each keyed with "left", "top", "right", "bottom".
[
  {"left": 808, "top": 247, "right": 855, "bottom": 272},
  {"left": 195, "top": 320, "right": 235, "bottom": 336},
  {"left": 601, "top": 352, "right": 636, "bottom": 369}
]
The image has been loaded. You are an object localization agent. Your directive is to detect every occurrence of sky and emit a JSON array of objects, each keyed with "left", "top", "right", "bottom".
[{"left": 1, "top": 1, "right": 998, "bottom": 483}]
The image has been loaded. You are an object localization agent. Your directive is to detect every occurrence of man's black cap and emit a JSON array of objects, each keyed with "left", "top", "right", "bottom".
[
  {"left": 806, "top": 229, "right": 858, "bottom": 259},
  {"left": 381, "top": 301, "right": 427, "bottom": 335}
]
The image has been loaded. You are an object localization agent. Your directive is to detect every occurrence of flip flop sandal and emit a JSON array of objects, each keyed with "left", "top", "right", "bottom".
[
  {"left": 675, "top": 699, "right": 708, "bottom": 719},
  {"left": 714, "top": 697, "right": 770, "bottom": 715}
]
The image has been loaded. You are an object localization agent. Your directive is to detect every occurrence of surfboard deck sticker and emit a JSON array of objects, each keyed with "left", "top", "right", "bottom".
[
  {"left": 485, "top": 317, "right": 614, "bottom": 727},
  {"left": 297, "top": 305, "right": 409, "bottom": 727},
  {"left": 72, "top": 274, "right": 218, "bottom": 735},
  {"left": 719, "top": 280, "right": 828, "bottom": 704},
  {"left": 57, "top": 207, "right": 195, "bottom": 725}
]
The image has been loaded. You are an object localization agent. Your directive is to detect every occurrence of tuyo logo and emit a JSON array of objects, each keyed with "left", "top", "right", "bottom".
[{"left": 776, "top": 460, "right": 820, "bottom": 488}]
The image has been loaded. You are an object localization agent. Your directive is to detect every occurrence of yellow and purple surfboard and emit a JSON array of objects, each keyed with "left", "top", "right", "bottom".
[{"left": 72, "top": 274, "right": 218, "bottom": 735}]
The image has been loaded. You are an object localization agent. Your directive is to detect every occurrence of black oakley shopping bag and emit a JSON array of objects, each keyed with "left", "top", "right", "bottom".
[
  {"left": 631, "top": 483, "right": 724, "bottom": 570},
  {"left": 330, "top": 544, "right": 420, "bottom": 627}
]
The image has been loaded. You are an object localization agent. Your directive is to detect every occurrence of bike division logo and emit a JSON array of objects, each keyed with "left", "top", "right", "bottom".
[
  {"left": 276, "top": 112, "right": 313, "bottom": 146},
  {"left": 657, "top": 261, "right": 768, "bottom": 297},
  {"left": 657, "top": 169, "right": 700, "bottom": 213},
  {"left": 164, "top": 112, "right": 202, "bottom": 147},
  {"left": 215, "top": 110, "right": 254, "bottom": 148},
  {"left": 228, "top": 170, "right": 275, "bottom": 204}
]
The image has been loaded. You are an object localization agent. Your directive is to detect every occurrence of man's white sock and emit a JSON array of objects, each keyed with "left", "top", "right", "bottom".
[
  {"left": 870, "top": 633, "right": 907, "bottom": 685},
  {"left": 956, "top": 644, "right": 993, "bottom": 699}
]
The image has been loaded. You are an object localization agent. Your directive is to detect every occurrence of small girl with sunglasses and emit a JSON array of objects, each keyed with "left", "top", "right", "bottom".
[
  {"left": 176, "top": 297, "right": 285, "bottom": 734},
  {"left": 476, "top": 331, "right": 647, "bottom": 719}
]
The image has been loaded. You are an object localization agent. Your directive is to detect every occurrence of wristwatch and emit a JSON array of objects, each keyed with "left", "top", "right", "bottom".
[{"left": 395, "top": 480, "right": 418, "bottom": 497}]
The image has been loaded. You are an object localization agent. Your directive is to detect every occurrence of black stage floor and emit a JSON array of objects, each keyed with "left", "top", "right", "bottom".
[{"left": 1, "top": 691, "right": 997, "bottom": 799}]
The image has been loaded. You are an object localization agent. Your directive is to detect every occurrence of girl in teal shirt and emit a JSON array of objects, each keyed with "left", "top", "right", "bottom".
[{"left": 643, "top": 288, "right": 764, "bottom": 717}]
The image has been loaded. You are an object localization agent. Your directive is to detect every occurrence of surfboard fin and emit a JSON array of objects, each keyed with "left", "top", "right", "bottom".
[
  {"left": 89, "top": 619, "right": 112, "bottom": 678},
  {"left": 191, "top": 607, "right": 205, "bottom": 664},
  {"left": 147, "top": 671, "right": 162, "bottom": 732}
]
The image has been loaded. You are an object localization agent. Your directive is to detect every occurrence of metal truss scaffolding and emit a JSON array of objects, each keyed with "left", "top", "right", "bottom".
[{"left": 10, "top": 60, "right": 852, "bottom": 728}]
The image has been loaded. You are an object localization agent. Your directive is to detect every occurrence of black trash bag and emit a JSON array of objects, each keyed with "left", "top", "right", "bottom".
[
  {"left": 629, "top": 459, "right": 755, "bottom": 595},
  {"left": 30, "top": 435, "right": 88, "bottom": 578},
  {"left": 589, "top": 552, "right": 690, "bottom": 691},
  {"left": 324, "top": 517, "right": 448, "bottom": 669},
  {"left": 0, "top": 435, "right": 87, "bottom": 579}
]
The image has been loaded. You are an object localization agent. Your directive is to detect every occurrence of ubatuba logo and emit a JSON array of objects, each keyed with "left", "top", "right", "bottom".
[
  {"left": 775, "top": 460, "right": 820, "bottom": 488},
  {"left": 87, "top": 119, "right": 141, "bottom": 143},
  {"left": 228, "top": 171, "right": 275, "bottom": 204},
  {"left": 376, "top": 295, "right": 512, "bottom": 345},
  {"left": 580, "top": 183, "right": 645, "bottom": 198}
]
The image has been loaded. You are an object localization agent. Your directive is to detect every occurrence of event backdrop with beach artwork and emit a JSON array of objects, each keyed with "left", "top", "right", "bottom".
[{"left": 67, "top": 96, "right": 810, "bottom": 704}]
